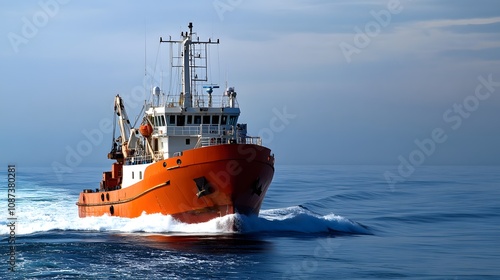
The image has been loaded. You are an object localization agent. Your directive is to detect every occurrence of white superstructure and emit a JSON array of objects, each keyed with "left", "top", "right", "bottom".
[{"left": 107, "top": 23, "right": 261, "bottom": 189}]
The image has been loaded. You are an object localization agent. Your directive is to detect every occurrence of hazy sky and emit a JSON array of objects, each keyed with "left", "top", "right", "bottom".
[{"left": 1, "top": 0, "right": 500, "bottom": 174}]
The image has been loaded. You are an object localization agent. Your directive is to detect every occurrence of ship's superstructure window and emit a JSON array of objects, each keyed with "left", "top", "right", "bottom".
[
  {"left": 168, "top": 115, "right": 176, "bottom": 125},
  {"left": 178, "top": 115, "right": 185, "bottom": 126},
  {"left": 203, "top": 115, "right": 210, "bottom": 124},
  {"left": 154, "top": 115, "right": 165, "bottom": 126},
  {"left": 212, "top": 115, "right": 219, "bottom": 124},
  {"left": 139, "top": 171, "right": 142, "bottom": 179},
  {"left": 229, "top": 116, "right": 237, "bottom": 125},
  {"left": 132, "top": 172, "right": 134, "bottom": 179},
  {"left": 187, "top": 115, "right": 193, "bottom": 124},
  {"left": 221, "top": 115, "right": 227, "bottom": 125},
  {"left": 186, "top": 139, "right": 190, "bottom": 145},
  {"left": 194, "top": 115, "right": 201, "bottom": 124}
]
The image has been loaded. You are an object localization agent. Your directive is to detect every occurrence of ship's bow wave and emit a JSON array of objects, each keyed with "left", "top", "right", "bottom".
[
  {"left": 1, "top": 203, "right": 370, "bottom": 236},
  {"left": 237, "top": 206, "right": 372, "bottom": 235}
]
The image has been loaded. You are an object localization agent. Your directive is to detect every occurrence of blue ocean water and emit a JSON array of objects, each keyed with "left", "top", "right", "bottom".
[{"left": 1, "top": 165, "right": 499, "bottom": 279}]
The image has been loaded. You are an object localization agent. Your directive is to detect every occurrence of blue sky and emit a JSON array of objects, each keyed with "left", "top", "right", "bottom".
[{"left": 1, "top": 0, "right": 500, "bottom": 173}]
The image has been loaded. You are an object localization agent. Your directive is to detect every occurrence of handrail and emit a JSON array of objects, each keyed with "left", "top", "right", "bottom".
[
  {"left": 165, "top": 126, "right": 202, "bottom": 136},
  {"left": 197, "top": 136, "right": 262, "bottom": 148},
  {"left": 161, "top": 94, "right": 239, "bottom": 108},
  {"left": 159, "top": 124, "right": 234, "bottom": 137},
  {"left": 241, "top": 136, "right": 262, "bottom": 146},
  {"left": 126, "top": 154, "right": 154, "bottom": 165}
]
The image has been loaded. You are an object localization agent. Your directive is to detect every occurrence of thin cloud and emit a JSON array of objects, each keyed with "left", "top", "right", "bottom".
[{"left": 416, "top": 16, "right": 500, "bottom": 28}]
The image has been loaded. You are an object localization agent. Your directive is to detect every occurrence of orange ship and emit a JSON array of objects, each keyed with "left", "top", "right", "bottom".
[{"left": 76, "top": 23, "right": 275, "bottom": 224}]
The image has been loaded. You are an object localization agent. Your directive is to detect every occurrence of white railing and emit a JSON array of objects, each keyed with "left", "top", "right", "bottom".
[
  {"left": 240, "top": 136, "right": 262, "bottom": 146},
  {"left": 166, "top": 126, "right": 202, "bottom": 136},
  {"left": 196, "top": 136, "right": 262, "bottom": 148},
  {"left": 126, "top": 154, "right": 154, "bottom": 165},
  {"left": 159, "top": 125, "right": 234, "bottom": 137},
  {"left": 200, "top": 125, "right": 233, "bottom": 135},
  {"left": 155, "top": 124, "right": 262, "bottom": 149},
  {"left": 125, "top": 151, "right": 164, "bottom": 166},
  {"left": 162, "top": 94, "right": 239, "bottom": 109}
]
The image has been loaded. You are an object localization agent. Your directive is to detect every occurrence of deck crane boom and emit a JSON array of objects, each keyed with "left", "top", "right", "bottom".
[{"left": 114, "top": 95, "right": 134, "bottom": 158}]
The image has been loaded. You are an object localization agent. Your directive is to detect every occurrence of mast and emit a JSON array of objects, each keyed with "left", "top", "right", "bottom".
[
  {"left": 182, "top": 22, "right": 193, "bottom": 108},
  {"left": 160, "top": 22, "right": 219, "bottom": 109}
]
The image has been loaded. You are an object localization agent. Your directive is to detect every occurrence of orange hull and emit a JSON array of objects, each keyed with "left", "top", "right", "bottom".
[{"left": 77, "top": 144, "right": 274, "bottom": 224}]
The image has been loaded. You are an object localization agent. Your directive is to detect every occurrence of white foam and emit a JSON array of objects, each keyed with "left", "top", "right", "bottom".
[
  {"left": 239, "top": 206, "right": 371, "bottom": 234},
  {"left": 1, "top": 185, "right": 369, "bottom": 235}
]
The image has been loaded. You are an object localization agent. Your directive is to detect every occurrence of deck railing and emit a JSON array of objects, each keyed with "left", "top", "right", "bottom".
[
  {"left": 162, "top": 94, "right": 239, "bottom": 109},
  {"left": 196, "top": 136, "right": 262, "bottom": 148},
  {"left": 157, "top": 125, "right": 234, "bottom": 137},
  {"left": 165, "top": 126, "right": 202, "bottom": 136},
  {"left": 126, "top": 154, "right": 153, "bottom": 165}
]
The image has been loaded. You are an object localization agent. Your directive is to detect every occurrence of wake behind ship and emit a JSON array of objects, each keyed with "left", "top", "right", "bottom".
[{"left": 76, "top": 23, "right": 275, "bottom": 224}]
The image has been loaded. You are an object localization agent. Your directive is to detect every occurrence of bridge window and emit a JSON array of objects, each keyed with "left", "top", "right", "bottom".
[
  {"left": 194, "top": 115, "right": 201, "bottom": 124},
  {"left": 187, "top": 115, "right": 193, "bottom": 124},
  {"left": 178, "top": 115, "right": 185, "bottom": 126},
  {"left": 168, "top": 115, "right": 176, "bottom": 125},
  {"left": 221, "top": 115, "right": 227, "bottom": 125},
  {"left": 203, "top": 115, "right": 210, "bottom": 124},
  {"left": 155, "top": 115, "right": 165, "bottom": 126},
  {"left": 212, "top": 115, "right": 219, "bottom": 124},
  {"left": 229, "top": 116, "right": 237, "bottom": 125}
]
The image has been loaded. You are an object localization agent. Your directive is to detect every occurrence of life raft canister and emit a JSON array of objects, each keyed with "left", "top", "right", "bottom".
[{"left": 139, "top": 123, "right": 153, "bottom": 137}]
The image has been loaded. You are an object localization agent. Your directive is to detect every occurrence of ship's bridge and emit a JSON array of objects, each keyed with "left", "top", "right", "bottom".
[{"left": 143, "top": 87, "right": 261, "bottom": 160}]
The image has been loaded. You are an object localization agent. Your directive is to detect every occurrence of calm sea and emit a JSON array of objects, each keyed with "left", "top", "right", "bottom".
[{"left": 1, "top": 165, "right": 499, "bottom": 279}]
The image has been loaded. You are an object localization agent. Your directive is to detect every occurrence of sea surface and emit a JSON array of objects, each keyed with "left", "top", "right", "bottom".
[{"left": 1, "top": 165, "right": 499, "bottom": 279}]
